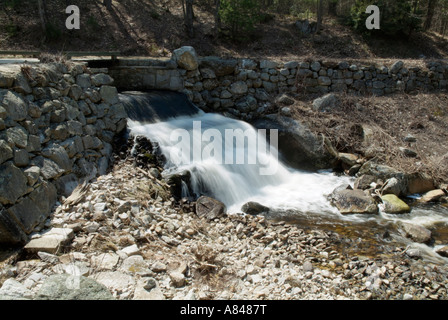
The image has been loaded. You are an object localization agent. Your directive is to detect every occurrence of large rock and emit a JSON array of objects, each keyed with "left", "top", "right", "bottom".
[
  {"left": 381, "top": 194, "right": 411, "bottom": 214},
  {"left": 390, "top": 61, "right": 404, "bottom": 74},
  {"left": 100, "top": 85, "right": 119, "bottom": 105},
  {"left": 0, "top": 207, "right": 28, "bottom": 244},
  {"left": 357, "top": 161, "right": 401, "bottom": 180},
  {"left": 276, "top": 94, "right": 295, "bottom": 106},
  {"left": 7, "top": 181, "right": 57, "bottom": 234},
  {"left": 0, "top": 69, "right": 15, "bottom": 88},
  {"left": 42, "top": 143, "right": 72, "bottom": 173},
  {"left": 358, "top": 162, "right": 433, "bottom": 196},
  {"left": 338, "top": 152, "right": 359, "bottom": 168},
  {"left": 295, "top": 19, "right": 317, "bottom": 34},
  {"left": 9, "top": 180, "right": 58, "bottom": 233},
  {"left": 76, "top": 74, "right": 91, "bottom": 88},
  {"left": 381, "top": 177, "right": 405, "bottom": 196},
  {"left": 31, "top": 156, "right": 66, "bottom": 180},
  {"left": 0, "top": 279, "right": 34, "bottom": 300},
  {"left": 1, "top": 91, "right": 28, "bottom": 121},
  {"left": 312, "top": 93, "right": 339, "bottom": 112},
  {"left": 241, "top": 202, "right": 270, "bottom": 215},
  {"left": 419, "top": 189, "right": 446, "bottom": 203},
  {"left": 5, "top": 126, "right": 28, "bottom": 149},
  {"left": 398, "top": 222, "right": 432, "bottom": 244},
  {"left": 165, "top": 170, "right": 191, "bottom": 200},
  {"left": 436, "top": 246, "right": 448, "bottom": 258},
  {"left": 0, "top": 140, "right": 13, "bottom": 165},
  {"left": 354, "top": 174, "right": 376, "bottom": 190},
  {"left": 195, "top": 196, "right": 226, "bottom": 220},
  {"left": 54, "top": 174, "right": 79, "bottom": 197},
  {"left": 14, "top": 73, "right": 32, "bottom": 94},
  {"left": 252, "top": 115, "right": 338, "bottom": 171},
  {"left": 406, "top": 173, "right": 435, "bottom": 195},
  {"left": 35, "top": 274, "right": 114, "bottom": 300},
  {"left": 235, "top": 95, "right": 257, "bottom": 113},
  {"left": 200, "top": 57, "right": 238, "bottom": 76},
  {"left": 172, "top": 46, "right": 199, "bottom": 71},
  {"left": 230, "top": 81, "right": 248, "bottom": 95},
  {"left": 24, "top": 228, "right": 74, "bottom": 254},
  {"left": 0, "top": 162, "right": 28, "bottom": 205},
  {"left": 328, "top": 186, "right": 378, "bottom": 214},
  {"left": 91, "top": 73, "right": 114, "bottom": 86}
]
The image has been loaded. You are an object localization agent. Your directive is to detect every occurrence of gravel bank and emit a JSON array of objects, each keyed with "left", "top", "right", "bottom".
[{"left": 1, "top": 159, "right": 447, "bottom": 301}]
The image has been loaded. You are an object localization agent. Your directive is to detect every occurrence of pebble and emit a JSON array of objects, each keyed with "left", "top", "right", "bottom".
[
  {"left": 143, "top": 277, "right": 157, "bottom": 291},
  {"left": 120, "top": 244, "right": 140, "bottom": 256},
  {"left": 152, "top": 261, "right": 167, "bottom": 273}
]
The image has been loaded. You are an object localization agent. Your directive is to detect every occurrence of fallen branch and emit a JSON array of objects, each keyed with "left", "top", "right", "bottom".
[{"left": 136, "top": 166, "right": 170, "bottom": 188}]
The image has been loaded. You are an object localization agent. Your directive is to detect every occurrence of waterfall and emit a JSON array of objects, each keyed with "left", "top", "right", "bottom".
[
  {"left": 121, "top": 91, "right": 351, "bottom": 216},
  {"left": 119, "top": 90, "right": 448, "bottom": 263}
]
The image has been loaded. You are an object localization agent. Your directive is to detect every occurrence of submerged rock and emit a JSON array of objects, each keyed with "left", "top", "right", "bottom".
[
  {"left": 164, "top": 170, "right": 192, "bottom": 200},
  {"left": 436, "top": 246, "right": 448, "bottom": 258},
  {"left": 398, "top": 222, "right": 432, "bottom": 244}
]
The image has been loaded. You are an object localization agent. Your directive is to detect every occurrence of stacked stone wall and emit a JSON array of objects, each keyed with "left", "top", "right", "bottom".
[
  {"left": 109, "top": 47, "right": 448, "bottom": 122},
  {"left": 0, "top": 62, "right": 127, "bottom": 244}
]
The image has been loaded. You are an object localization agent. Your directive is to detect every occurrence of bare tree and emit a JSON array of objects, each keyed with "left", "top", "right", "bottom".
[
  {"left": 316, "top": 0, "right": 324, "bottom": 33},
  {"left": 37, "top": 0, "right": 49, "bottom": 34},
  {"left": 181, "top": 0, "right": 186, "bottom": 17},
  {"left": 424, "top": 0, "right": 437, "bottom": 30},
  {"left": 103, "top": 0, "right": 112, "bottom": 10},
  {"left": 214, "top": 0, "right": 221, "bottom": 35},
  {"left": 185, "top": 0, "right": 195, "bottom": 38}
]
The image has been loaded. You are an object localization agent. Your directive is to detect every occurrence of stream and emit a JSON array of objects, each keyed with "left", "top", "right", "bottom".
[{"left": 120, "top": 90, "right": 448, "bottom": 264}]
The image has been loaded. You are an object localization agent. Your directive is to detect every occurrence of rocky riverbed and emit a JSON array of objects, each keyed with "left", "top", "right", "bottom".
[{"left": 1, "top": 153, "right": 448, "bottom": 300}]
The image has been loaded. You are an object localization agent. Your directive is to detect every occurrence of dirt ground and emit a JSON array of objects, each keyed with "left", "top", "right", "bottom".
[
  {"left": 2, "top": 0, "right": 448, "bottom": 60},
  {"left": 287, "top": 91, "right": 448, "bottom": 186}
]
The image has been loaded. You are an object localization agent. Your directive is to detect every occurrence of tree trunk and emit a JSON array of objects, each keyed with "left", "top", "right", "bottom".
[
  {"left": 103, "top": 0, "right": 112, "bottom": 10},
  {"left": 185, "top": 0, "right": 194, "bottom": 38},
  {"left": 424, "top": 0, "right": 437, "bottom": 30},
  {"left": 37, "top": 0, "right": 48, "bottom": 34},
  {"left": 408, "top": 0, "right": 421, "bottom": 38},
  {"left": 316, "top": 0, "right": 324, "bottom": 34},
  {"left": 214, "top": 0, "right": 221, "bottom": 35},
  {"left": 181, "top": 0, "right": 186, "bottom": 17},
  {"left": 328, "top": 0, "right": 337, "bottom": 16}
]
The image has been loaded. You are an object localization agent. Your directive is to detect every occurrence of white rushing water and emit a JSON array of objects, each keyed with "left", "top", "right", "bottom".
[
  {"left": 128, "top": 111, "right": 352, "bottom": 217},
  {"left": 123, "top": 93, "right": 448, "bottom": 264},
  {"left": 126, "top": 102, "right": 448, "bottom": 236}
]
